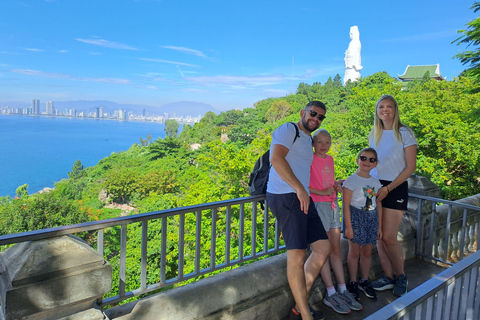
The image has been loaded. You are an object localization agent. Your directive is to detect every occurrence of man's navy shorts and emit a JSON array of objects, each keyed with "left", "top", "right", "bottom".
[{"left": 267, "top": 192, "right": 328, "bottom": 250}]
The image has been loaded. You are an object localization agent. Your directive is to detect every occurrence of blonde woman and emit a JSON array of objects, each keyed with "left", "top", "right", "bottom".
[{"left": 368, "top": 95, "right": 417, "bottom": 297}]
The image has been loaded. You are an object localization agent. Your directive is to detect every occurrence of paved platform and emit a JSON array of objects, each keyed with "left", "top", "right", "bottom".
[
  {"left": 284, "top": 257, "right": 448, "bottom": 320},
  {"left": 317, "top": 258, "right": 447, "bottom": 320}
]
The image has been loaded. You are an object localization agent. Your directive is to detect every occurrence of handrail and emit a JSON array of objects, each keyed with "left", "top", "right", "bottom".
[
  {"left": 1, "top": 193, "right": 479, "bottom": 310},
  {"left": 365, "top": 250, "right": 480, "bottom": 320},
  {"left": 409, "top": 193, "right": 480, "bottom": 265},
  {"left": 0, "top": 194, "right": 285, "bottom": 307},
  {"left": 0, "top": 195, "right": 265, "bottom": 246}
]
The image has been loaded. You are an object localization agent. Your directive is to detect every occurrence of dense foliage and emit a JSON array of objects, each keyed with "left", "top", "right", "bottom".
[
  {"left": 453, "top": 1, "right": 480, "bottom": 82},
  {"left": 1, "top": 70, "right": 479, "bottom": 303}
]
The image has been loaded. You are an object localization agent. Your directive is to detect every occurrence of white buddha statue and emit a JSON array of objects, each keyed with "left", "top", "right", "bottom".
[{"left": 344, "top": 26, "right": 362, "bottom": 84}]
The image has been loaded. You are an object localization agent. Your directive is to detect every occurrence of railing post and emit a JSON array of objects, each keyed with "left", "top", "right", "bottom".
[
  {"left": 407, "top": 175, "right": 442, "bottom": 259},
  {"left": 141, "top": 221, "right": 148, "bottom": 290}
]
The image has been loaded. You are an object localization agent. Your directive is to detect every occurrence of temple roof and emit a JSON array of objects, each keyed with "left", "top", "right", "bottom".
[{"left": 398, "top": 64, "right": 445, "bottom": 81}]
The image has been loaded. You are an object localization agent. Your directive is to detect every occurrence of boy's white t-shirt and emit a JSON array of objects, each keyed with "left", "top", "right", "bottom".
[
  {"left": 370, "top": 127, "right": 417, "bottom": 181},
  {"left": 343, "top": 173, "right": 383, "bottom": 211},
  {"left": 266, "top": 122, "right": 313, "bottom": 194}
]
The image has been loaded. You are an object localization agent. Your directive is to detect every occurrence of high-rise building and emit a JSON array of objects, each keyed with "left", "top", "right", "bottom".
[
  {"left": 32, "top": 99, "right": 40, "bottom": 114},
  {"left": 99, "top": 107, "right": 104, "bottom": 118},
  {"left": 46, "top": 101, "right": 54, "bottom": 115}
]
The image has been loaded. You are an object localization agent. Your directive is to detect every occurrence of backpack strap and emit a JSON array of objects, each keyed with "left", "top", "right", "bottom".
[{"left": 290, "top": 122, "right": 300, "bottom": 143}]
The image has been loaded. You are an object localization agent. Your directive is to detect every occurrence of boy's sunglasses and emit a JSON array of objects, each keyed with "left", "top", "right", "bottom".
[
  {"left": 359, "top": 156, "right": 378, "bottom": 163},
  {"left": 307, "top": 110, "right": 326, "bottom": 121}
]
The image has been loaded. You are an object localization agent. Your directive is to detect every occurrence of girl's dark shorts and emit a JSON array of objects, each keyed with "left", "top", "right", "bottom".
[
  {"left": 266, "top": 192, "right": 328, "bottom": 250},
  {"left": 379, "top": 180, "right": 408, "bottom": 211}
]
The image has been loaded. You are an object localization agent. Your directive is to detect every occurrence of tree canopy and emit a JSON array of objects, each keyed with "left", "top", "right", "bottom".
[{"left": 453, "top": 1, "right": 480, "bottom": 81}]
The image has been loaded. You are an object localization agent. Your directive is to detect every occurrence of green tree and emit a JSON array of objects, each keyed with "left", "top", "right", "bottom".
[
  {"left": 264, "top": 100, "right": 292, "bottom": 123},
  {"left": 68, "top": 160, "right": 85, "bottom": 180},
  {"left": 296, "top": 82, "right": 311, "bottom": 96},
  {"left": 165, "top": 119, "right": 180, "bottom": 138},
  {"left": 57, "top": 160, "right": 88, "bottom": 200},
  {"left": 148, "top": 137, "right": 185, "bottom": 160},
  {"left": 359, "top": 71, "right": 396, "bottom": 88},
  {"left": 333, "top": 74, "right": 343, "bottom": 88},
  {"left": 103, "top": 167, "right": 138, "bottom": 202},
  {"left": 215, "top": 109, "right": 243, "bottom": 126},
  {"left": 15, "top": 184, "right": 28, "bottom": 198},
  {"left": 421, "top": 70, "right": 431, "bottom": 84},
  {"left": 179, "top": 124, "right": 192, "bottom": 142},
  {"left": 453, "top": 2, "right": 480, "bottom": 81}
]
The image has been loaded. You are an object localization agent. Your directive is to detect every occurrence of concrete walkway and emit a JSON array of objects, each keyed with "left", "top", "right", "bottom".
[{"left": 285, "top": 258, "right": 448, "bottom": 320}]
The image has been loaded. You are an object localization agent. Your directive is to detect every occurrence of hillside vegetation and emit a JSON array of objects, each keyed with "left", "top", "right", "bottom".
[{"left": 1, "top": 73, "right": 479, "bottom": 301}]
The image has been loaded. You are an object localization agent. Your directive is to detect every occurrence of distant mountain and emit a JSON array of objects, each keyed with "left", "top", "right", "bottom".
[
  {"left": 159, "top": 101, "right": 219, "bottom": 118},
  {"left": 0, "top": 100, "right": 220, "bottom": 118}
]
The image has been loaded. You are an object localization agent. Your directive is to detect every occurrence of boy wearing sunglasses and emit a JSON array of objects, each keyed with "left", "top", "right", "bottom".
[
  {"left": 342, "top": 148, "right": 383, "bottom": 302},
  {"left": 267, "top": 101, "right": 331, "bottom": 320}
]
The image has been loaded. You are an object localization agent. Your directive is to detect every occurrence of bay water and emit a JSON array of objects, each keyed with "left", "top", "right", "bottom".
[{"left": 0, "top": 115, "right": 181, "bottom": 197}]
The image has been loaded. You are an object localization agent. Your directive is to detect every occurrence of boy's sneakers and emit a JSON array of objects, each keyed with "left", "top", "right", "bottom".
[
  {"left": 323, "top": 292, "right": 351, "bottom": 314},
  {"left": 339, "top": 291, "right": 363, "bottom": 311},
  {"left": 371, "top": 274, "right": 395, "bottom": 291},
  {"left": 393, "top": 274, "right": 408, "bottom": 296},
  {"left": 347, "top": 281, "right": 360, "bottom": 301},
  {"left": 358, "top": 279, "right": 377, "bottom": 299},
  {"left": 289, "top": 305, "right": 325, "bottom": 320}
]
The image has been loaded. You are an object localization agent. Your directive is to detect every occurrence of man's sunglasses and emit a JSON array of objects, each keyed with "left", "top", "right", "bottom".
[
  {"left": 359, "top": 156, "right": 378, "bottom": 163},
  {"left": 307, "top": 110, "right": 326, "bottom": 121}
]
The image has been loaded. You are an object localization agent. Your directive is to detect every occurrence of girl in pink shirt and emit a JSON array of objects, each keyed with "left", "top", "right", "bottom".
[{"left": 309, "top": 129, "right": 362, "bottom": 314}]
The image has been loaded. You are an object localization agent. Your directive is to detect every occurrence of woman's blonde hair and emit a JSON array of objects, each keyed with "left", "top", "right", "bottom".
[{"left": 368, "top": 95, "right": 405, "bottom": 146}]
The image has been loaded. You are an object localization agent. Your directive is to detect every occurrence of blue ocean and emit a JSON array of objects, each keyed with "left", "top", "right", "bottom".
[{"left": 0, "top": 115, "right": 181, "bottom": 197}]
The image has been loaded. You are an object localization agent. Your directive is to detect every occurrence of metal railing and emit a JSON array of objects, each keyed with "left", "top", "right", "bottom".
[
  {"left": 411, "top": 194, "right": 480, "bottom": 265},
  {"left": 0, "top": 195, "right": 284, "bottom": 307},
  {"left": 365, "top": 193, "right": 480, "bottom": 320},
  {"left": 365, "top": 250, "right": 480, "bottom": 320},
  {"left": 1, "top": 192, "right": 479, "bottom": 313}
]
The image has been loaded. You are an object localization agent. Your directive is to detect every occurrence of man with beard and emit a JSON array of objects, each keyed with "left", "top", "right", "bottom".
[{"left": 266, "top": 101, "right": 331, "bottom": 320}]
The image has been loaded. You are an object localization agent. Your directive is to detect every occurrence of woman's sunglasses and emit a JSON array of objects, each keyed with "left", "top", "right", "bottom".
[
  {"left": 307, "top": 110, "right": 326, "bottom": 121},
  {"left": 359, "top": 156, "right": 378, "bottom": 163}
]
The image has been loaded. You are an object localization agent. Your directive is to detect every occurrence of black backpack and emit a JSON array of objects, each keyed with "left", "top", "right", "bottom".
[{"left": 248, "top": 122, "right": 300, "bottom": 196}]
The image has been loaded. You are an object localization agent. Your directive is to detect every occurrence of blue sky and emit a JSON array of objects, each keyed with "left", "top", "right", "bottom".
[{"left": 0, "top": 0, "right": 477, "bottom": 111}]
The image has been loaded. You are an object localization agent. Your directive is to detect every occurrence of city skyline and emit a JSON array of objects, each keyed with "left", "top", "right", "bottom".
[
  {"left": 0, "top": 99, "right": 203, "bottom": 124},
  {"left": 0, "top": 0, "right": 477, "bottom": 111}
]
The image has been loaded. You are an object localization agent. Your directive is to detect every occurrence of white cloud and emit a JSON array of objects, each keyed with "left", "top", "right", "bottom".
[
  {"left": 75, "top": 37, "right": 138, "bottom": 50},
  {"left": 185, "top": 74, "right": 285, "bottom": 87},
  {"left": 11, "top": 68, "right": 131, "bottom": 85},
  {"left": 140, "top": 58, "right": 199, "bottom": 68},
  {"left": 12, "top": 69, "right": 67, "bottom": 77},
  {"left": 24, "top": 48, "right": 44, "bottom": 52},
  {"left": 160, "top": 45, "right": 208, "bottom": 59},
  {"left": 86, "top": 77, "right": 130, "bottom": 85},
  {"left": 59, "top": 50, "right": 68, "bottom": 53},
  {"left": 182, "top": 88, "right": 209, "bottom": 93}
]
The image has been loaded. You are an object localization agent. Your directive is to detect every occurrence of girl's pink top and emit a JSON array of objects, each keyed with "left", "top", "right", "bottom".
[{"left": 309, "top": 154, "right": 337, "bottom": 203}]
